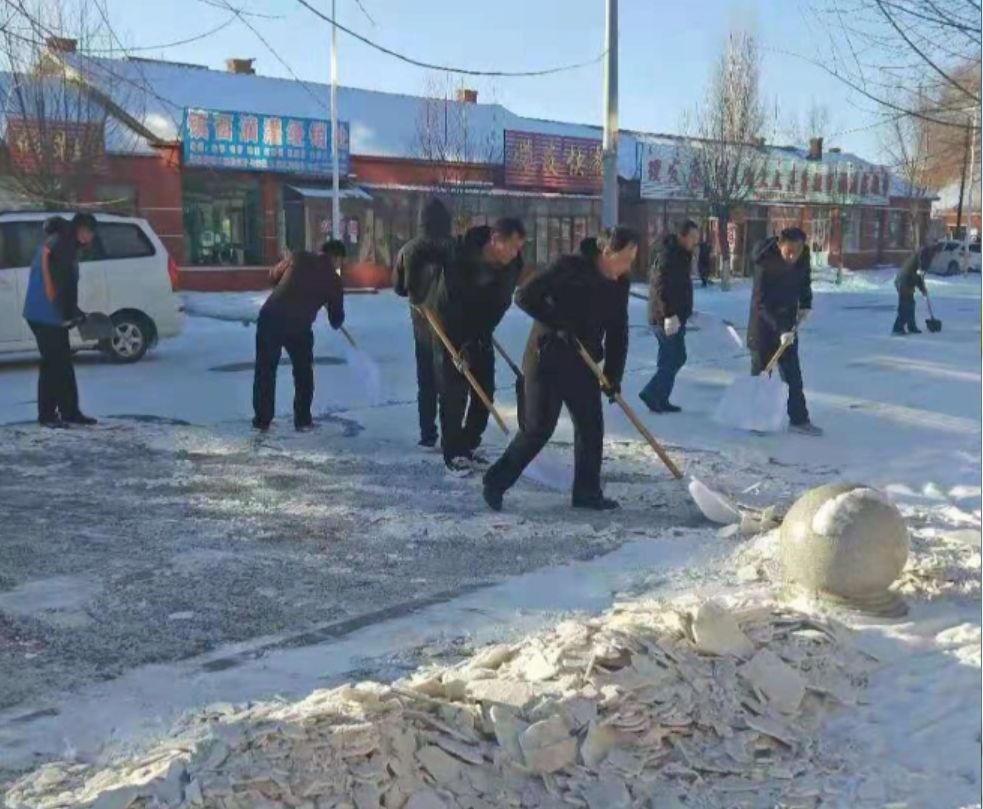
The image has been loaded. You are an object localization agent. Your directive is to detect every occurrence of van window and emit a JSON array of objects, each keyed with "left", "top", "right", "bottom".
[
  {"left": 970, "top": 243, "right": 980, "bottom": 254},
  {"left": 92, "top": 223, "right": 155, "bottom": 261},
  {"left": 0, "top": 221, "right": 46, "bottom": 269}
]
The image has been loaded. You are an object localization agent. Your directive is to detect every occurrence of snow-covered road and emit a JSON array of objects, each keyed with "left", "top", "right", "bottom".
[{"left": 0, "top": 268, "right": 979, "bottom": 805}]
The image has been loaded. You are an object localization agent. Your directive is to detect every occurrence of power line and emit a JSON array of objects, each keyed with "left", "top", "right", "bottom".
[
  {"left": 79, "top": 15, "right": 238, "bottom": 54},
  {"left": 293, "top": 0, "right": 605, "bottom": 78}
]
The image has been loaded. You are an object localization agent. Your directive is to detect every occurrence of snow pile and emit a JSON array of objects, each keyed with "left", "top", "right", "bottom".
[
  {"left": 4, "top": 597, "right": 872, "bottom": 809},
  {"left": 810, "top": 487, "right": 891, "bottom": 537}
]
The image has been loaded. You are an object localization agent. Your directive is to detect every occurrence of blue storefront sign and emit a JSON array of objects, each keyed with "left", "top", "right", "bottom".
[{"left": 182, "top": 108, "right": 350, "bottom": 176}]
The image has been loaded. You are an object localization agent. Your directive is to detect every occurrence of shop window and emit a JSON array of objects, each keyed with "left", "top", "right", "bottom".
[
  {"left": 842, "top": 210, "right": 861, "bottom": 252},
  {"left": 535, "top": 215, "right": 548, "bottom": 265},
  {"left": 183, "top": 177, "right": 262, "bottom": 266},
  {"left": 887, "top": 210, "right": 908, "bottom": 249}
]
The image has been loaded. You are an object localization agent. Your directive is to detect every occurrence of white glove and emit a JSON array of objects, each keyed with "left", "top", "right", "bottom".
[
  {"left": 796, "top": 308, "right": 810, "bottom": 326},
  {"left": 664, "top": 315, "right": 681, "bottom": 337},
  {"left": 780, "top": 331, "right": 796, "bottom": 348}
]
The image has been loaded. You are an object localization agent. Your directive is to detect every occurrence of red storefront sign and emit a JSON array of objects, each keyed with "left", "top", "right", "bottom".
[
  {"left": 6, "top": 118, "right": 106, "bottom": 174},
  {"left": 504, "top": 130, "right": 602, "bottom": 193}
]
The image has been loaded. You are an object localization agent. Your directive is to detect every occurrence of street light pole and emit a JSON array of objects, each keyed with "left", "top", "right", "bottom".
[
  {"left": 330, "top": 0, "right": 341, "bottom": 240},
  {"left": 955, "top": 116, "right": 972, "bottom": 240},
  {"left": 601, "top": 0, "right": 618, "bottom": 229}
]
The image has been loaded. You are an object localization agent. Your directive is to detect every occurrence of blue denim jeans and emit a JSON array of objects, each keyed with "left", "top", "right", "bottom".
[{"left": 640, "top": 325, "right": 687, "bottom": 406}]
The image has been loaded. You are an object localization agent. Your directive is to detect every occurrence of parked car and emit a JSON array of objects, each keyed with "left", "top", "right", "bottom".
[
  {"left": 0, "top": 212, "right": 183, "bottom": 362},
  {"left": 927, "top": 238, "right": 982, "bottom": 276}
]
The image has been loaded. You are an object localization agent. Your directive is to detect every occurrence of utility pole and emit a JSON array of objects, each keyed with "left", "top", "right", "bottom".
[
  {"left": 954, "top": 115, "right": 971, "bottom": 239},
  {"left": 601, "top": 0, "right": 618, "bottom": 229},
  {"left": 330, "top": 0, "right": 341, "bottom": 240}
]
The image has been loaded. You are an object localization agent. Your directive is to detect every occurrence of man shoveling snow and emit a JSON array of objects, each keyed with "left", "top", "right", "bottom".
[{"left": 747, "top": 227, "right": 822, "bottom": 437}]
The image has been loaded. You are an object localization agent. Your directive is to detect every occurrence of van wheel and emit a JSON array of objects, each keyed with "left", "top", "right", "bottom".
[
  {"left": 947, "top": 260, "right": 960, "bottom": 276},
  {"left": 106, "top": 314, "right": 149, "bottom": 363}
]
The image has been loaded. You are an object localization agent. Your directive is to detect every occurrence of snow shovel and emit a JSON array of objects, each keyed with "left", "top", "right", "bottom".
[
  {"left": 417, "top": 306, "right": 509, "bottom": 434},
  {"left": 924, "top": 293, "right": 942, "bottom": 333},
  {"left": 573, "top": 339, "right": 741, "bottom": 525},
  {"left": 75, "top": 312, "right": 113, "bottom": 342},
  {"left": 492, "top": 336, "right": 526, "bottom": 432},
  {"left": 338, "top": 325, "right": 383, "bottom": 406},
  {"left": 721, "top": 319, "right": 744, "bottom": 349},
  {"left": 713, "top": 337, "right": 792, "bottom": 434}
]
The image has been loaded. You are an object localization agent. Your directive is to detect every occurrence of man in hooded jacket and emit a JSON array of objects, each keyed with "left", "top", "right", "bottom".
[
  {"left": 393, "top": 198, "right": 453, "bottom": 447},
  {"left": 426, "top": 217, "right": 526, "bottom": 471},
  {"left": 747, "top": 227, "right": 820, "bottom": 435},
  {"left": 892, "top": 244, "right": 934, "bottom": 335}
]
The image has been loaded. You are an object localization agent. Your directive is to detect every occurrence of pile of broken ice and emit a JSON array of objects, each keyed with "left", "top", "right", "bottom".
[{"left": 6, "top": 597, "right": 873, "bottom": 809}]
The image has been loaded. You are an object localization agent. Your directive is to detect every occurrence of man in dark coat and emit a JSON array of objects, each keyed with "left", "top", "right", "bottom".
[
  {"left": 252, "top": 241, "right": 345, "bottom": 431},
  {"left": 639, "top": 219, "right": 698, "bottom": 413},
  {"left": 483, "top": 227, "right": 638, "bottom": 512},
  {"left": 22, "top": 213, "right": 99, "bottom": 427},
  {"left": 747, "top": 227, "right": 819, "bottom": 435},
  {"left": 427, "top": 217, "right": 526, "bottom": 471},
  {"left": 697, "top": 236, "right": 713, "bottom": 287},
  {"left": 393, "top": 198, "right": 453, "bottom": 447},
  {"left": 892, "top": 245, "right": 933, "bottom": 335}
]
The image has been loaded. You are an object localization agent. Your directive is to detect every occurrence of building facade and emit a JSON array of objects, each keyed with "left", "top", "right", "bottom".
[{"left": 2, "top": 45, "right": 935, "bottom": 290}]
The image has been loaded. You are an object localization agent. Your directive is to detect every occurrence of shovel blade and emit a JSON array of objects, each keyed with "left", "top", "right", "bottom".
[
  {"left": 925, "top": 318, "right": 942, "bottom": 333},
  {"left": 76, "top": 312, "right": 113, "bottom": 342},
  {"left": 714, "top": 374, "right": 788, "bottom": 433}
]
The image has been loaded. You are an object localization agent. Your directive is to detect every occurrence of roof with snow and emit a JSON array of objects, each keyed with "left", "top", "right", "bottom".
[
  {"left": 23, "top": 52, "right": 922, "bottom": 200},
  {"left": 57, "top": 53, "right": 644, "bottom": 177}
]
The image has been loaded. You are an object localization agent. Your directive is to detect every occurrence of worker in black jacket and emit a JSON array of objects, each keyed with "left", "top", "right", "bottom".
[
  {"left": 252, "top": 241, "right": 345, "bottom": 431},
  {"left": 892, "top": 245, "right": 933, "bottom": 335},
  {"left": 427, "top": 218, "right": 526, "bottom": 471},
  {"left": 639, "top": 219, "right": 698, "bottom": 413},
  {"left": 697, "top": 236, "right": 713, "bottom": 287},
  {"left": 747, "top": 227, "right": 819, "bottom": 435},
  {"left": 483, "top": 227, "right": 639, "bottom": 512},
  {"left": 393, "top": 198, "right": 452, "bottom": 447}
]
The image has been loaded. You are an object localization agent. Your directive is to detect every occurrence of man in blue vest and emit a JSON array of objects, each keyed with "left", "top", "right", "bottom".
[{"left": 22, "top": 213, "right": 98, "bottom": 428}]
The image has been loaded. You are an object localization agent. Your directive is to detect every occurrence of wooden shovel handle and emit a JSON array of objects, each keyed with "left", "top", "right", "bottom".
[
  {"left": 764, "top": 328, "right": 798, "bottom": 374},
  {"left": 339, "top": 325, "right": 357, "bottom": 348},
  {"left": 492, "top": 336, "right": 522, "bottom": 378},
  {"left": 417, "top": 306, "right": 510, "bottom": 436},
  {"left": 573, "top": 339, "right": 683, "bottom": 480}
]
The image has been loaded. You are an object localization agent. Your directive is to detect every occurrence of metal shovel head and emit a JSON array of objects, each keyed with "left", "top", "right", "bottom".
[
  {"left": 76, "top": 312, "right": 113, "bottom": 342},
  {"left": 713, "top": 373, "right": 788, "bottom": 433},
  {"left": 925, "top": 317, "right": 942, "bottom": 333}
]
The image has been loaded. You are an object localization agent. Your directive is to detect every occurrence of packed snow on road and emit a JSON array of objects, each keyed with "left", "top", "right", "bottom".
[{"left": 0, "top": 269, "right": 979, "bottom": 808}]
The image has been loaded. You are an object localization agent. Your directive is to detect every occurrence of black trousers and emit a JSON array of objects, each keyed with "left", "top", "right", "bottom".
[
  {"left": 29, "top": 322, "right": 79, "bottom": 422},
  {"left": 485, "top": 339, "right": 603, "bottom": 500},
  {"left": 411, "top": 310, "right": 438, "bottom": 443},
  {"left": 253, "top": 312, "right": 315, "bottom": 427},
  {"left": 751, "top": 337, "right": 809, "bottom": 426},
  {"left": 894, "top": 293, "right": 918, "bottom": 333},
  {"left": 434, "top": 338, "right": 495, "bottom": 462}
]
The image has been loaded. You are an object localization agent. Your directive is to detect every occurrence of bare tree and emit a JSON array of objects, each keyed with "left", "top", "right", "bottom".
[
  {"left": 680, "top": 29, "right": 767, "bottom": 287},
  {"left": 0, "top": 0, "right": 132, "bottom": 206},
  {"left": 414, "top": 72, "right": 500, "bottom": 231},
  {"left": 881, "top": 101, "right": 933, "bottom": 248},
  {"left": 804, "top": 0, "right": 980, "bottom": 128}
]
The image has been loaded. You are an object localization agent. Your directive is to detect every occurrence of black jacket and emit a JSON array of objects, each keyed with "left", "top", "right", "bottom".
[
  {"left": 697, "top": 241, "right": 712, "bottom": 271},
  {"left": 516, "top": 239, "right": 630, "bottom": 388},
  {"left": 426, "top": 225, "right": 523, "bottom": 347},
  {"left": 648, "top": 234, "right": 694, "bottom": 326},
  {"left": 393, "top": 198, "right": 452, "bottom": 305},
  {"left": 261, "top": 250, "right": 344, "bottom": 329},
  {"left": 895, "top": 252, "right": 927, "bottom": 297},
  {"left": 747, "top": 237, "right": 813, "bottom": 349},
  {"left": 46, "top": 230, "right": 81, "bottom": 322}
]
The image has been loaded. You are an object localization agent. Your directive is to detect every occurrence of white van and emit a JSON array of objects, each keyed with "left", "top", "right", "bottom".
[{"left": 0, "top": 212, "right": 183, "bottom": 362}]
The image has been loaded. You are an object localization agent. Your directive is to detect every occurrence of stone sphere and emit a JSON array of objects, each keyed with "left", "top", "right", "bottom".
[{"left": 779, "top": 483, "right": 909, "bottom": 606}]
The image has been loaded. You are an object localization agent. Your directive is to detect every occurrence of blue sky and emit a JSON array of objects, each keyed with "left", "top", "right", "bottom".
[{"left": 104, "top": 0, "right": 889, "bottom": 160}]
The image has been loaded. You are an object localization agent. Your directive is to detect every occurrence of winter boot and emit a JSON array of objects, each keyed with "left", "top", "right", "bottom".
[
  {"left": 482, "top": 484, "right": 504, "bottom": 512},
  {"left": 790, "top": 422, "right": 823, "bottom": 437},
  {"left": 572, "top": 494, "right": 620, "bottom": 511},
  {"left": 63, "top": 413, "right": 97, "bottom": 426}
]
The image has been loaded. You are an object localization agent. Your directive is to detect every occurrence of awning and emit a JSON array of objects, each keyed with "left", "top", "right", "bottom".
[{"left": 287, "top": 185, "right": 373, "bottom": 201}]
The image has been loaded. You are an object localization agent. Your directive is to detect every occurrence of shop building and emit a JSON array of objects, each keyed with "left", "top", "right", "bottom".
[{"left": 8, "top": 45, "right": 934, "bottom": 289}]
